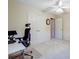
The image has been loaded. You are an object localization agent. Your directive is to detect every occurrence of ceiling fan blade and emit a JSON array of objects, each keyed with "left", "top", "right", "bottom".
[
  {"left": 59, "top": 0, "right": 63, "bottom": 7},
  {"left": 42, "top": 6, "right": 58, "bottom": 12},
  {"left": 61, "top": 7, "right": 70, "bottom": 12},
  {"left": 61, "top": 6, "right": 70, "bottom": 9}
]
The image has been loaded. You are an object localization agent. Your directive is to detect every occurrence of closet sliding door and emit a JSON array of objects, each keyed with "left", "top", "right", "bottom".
[{"left": 55, "top": 16, "right": 63, "bottom": 40}]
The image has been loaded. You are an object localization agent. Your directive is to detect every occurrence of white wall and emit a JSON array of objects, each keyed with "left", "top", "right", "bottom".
[
  {"left": 54, "top": 13, "right": 70, "bottom": 40},
  {"left": 8, "top": 0, "right": 28, "bottom": 36},
  {"left": 27, "top": 7, "right": 53, "bottom": 44},
  {"left": 62, "top": 13, "right": 70, "bottom": 40}
]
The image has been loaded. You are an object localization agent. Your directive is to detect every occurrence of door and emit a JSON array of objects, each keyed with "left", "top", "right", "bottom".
[
  {"left": 51, "top": 19, "right": 55, "bottom": 39},
  {"left": 55, "top": 17, "right": 62, "bottom": 40}
]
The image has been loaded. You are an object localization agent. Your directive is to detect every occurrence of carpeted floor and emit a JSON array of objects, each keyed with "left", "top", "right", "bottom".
[{"left": 24, "top": 47, "right": 42, "bottom": 59}]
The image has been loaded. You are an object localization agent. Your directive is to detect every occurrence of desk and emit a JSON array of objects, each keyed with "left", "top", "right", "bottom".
[
  {"left": 8, "top": 40, "right": 26, "bottom": 59},
  {"left": 8, "top": 40, "right": 25, "bottom": 55}
]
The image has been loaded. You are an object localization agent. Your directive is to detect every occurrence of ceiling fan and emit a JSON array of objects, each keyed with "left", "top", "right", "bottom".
[
  {"left": 43, "top": 0, "right": 69, "bottom": 14},
  {"left": 54, "top": 0, "right": 64, "bottom": 13}
]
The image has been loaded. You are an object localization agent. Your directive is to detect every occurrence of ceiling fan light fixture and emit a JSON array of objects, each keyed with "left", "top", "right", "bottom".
[{"left": 56, "top": 8, "right": 64, "bottom": 13}]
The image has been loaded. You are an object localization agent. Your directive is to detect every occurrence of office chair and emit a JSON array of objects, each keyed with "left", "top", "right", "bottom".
[{"left": 16, "top": 24, "right": 33, "bottom": 59}]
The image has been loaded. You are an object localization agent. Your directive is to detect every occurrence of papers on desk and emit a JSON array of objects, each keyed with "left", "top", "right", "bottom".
[{"left": 8, "top": 40, "right": 25, "bottom": 54}]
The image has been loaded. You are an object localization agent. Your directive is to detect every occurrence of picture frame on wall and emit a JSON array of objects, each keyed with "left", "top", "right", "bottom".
[{"left": 46, "top": 18, "right": 50, "bottom": 25}]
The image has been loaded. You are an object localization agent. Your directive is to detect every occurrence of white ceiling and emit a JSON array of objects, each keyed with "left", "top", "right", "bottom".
[{"left": 17, "top": 0, "right": 70, "bottom": 14}]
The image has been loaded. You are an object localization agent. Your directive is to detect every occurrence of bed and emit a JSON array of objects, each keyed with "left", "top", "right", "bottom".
[{"left": 30, "top": 39, "right": 70, "bottom": 59}]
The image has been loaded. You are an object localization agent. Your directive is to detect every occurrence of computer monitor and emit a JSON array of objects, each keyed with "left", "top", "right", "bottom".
[
  {"left": 8, "top": 30, "right": 17, "bottom": 36},
  {"left": 8, "top": 30, "right": 17, "bottom": 44}
]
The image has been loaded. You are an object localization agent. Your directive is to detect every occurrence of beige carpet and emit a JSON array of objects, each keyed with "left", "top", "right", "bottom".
[{"left": 24, "top": 47, "right": 42, "bottom": 59}]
